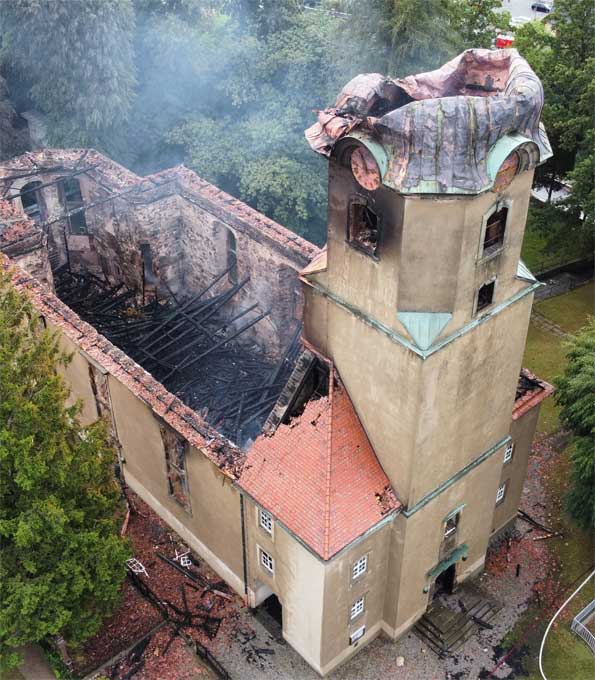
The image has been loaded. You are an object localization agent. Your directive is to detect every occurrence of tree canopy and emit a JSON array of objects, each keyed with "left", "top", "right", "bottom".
[
  {"left": 0, "top": 270, "right": 130, "bottom": 672},
  {"left": 0, "top": 0, "right": 137, "bottom": 154},
  {"left": 555, "top": 319, "right": 595, "bottom": 531}
]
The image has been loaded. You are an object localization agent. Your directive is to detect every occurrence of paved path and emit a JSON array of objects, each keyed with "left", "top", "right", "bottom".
[
  {"left": 4, "top": 646, "right": 56, "bottom": 680},
  {"left": 531, "top": 310, "right": 572, "bottom": 338}
]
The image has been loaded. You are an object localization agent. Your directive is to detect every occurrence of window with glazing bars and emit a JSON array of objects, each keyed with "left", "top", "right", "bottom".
[
  {"left": 350, "top": 596, "right": 365, "bottom": 620},
  {"left": 352, "top": 555, "right": 368, "bottom": 580},
  {"left": 503, "top": 442, "right": 514, "bottom": 464},
  {"left": 259, "top": 508, "right": 273, "bottom": 534},
  {"left": 496, "top": 482, "right": 507, "bottom": 505},
  {"left": 259, "top": 547, "right": 274, "bottom": 573}
]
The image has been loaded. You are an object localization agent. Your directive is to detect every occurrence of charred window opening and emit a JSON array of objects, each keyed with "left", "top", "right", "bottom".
[
  {"left": 348, "top": 201, "right": 379, "bottom": 257},
  {"left": 140, "top": 242, "right": 157, "bottom": 295},
  {"left": 59, "top": 177, "right": 88, "bottom": 235},
  {"left": 282, "top": 358, "right": 330, "bottom": 423},
  {"left": 483, "top": 207, "right": 507, "bottom": 255},
  {"left": 161, "top": 425, "right": 191, "bottom": 512},
  {"left": 477, "top": 280, "right": 495, "bottom": 313},
  {"left": 226, "top": 228, "right": 238, "bottom": 284},
  {"left": 21, "top": 181, "right": 43, "bottom": 222}
]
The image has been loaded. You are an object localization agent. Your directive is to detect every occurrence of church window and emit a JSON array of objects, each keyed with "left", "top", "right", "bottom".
[{"left": 348, "top": 201, "right": 379, "bottom": 257}]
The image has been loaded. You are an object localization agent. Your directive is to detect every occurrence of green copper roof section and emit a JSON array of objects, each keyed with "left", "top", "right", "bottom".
[
  {"left": 427, "top": 544, "right": 468, "bottom": 579},
  {"left": 344, "top": 132, "right": 389, "bottom": 179},
  {"left": 397, "top": 312, "right": 453, "bottom": 351},
  {"left": 487, "top": 133, "right": 534, "bottom": 182},
  {"left": 516, "top": 259, "right": 537, "bottom": 283}
]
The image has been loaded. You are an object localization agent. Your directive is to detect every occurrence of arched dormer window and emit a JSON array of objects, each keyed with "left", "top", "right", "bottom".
[{"left": 20, "top": 181, "right": 43, "bottom": 222}]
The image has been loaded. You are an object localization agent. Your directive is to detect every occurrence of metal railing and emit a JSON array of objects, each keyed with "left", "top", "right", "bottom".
[{"left": 571, "top": 599, "right": 595, "bottom": 654}]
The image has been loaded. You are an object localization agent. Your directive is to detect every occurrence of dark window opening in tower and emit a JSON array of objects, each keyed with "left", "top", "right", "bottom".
[
  {"left": 483, "top": 207, "right": 507, "bottom": 255},
  {"left": 348, "top": 202, "right": 379, "bottom": 257},
  {"left": 59, "top": 177, "right": 88, "bottom": 235},
  {"left": 227, "top": 228, "right": 238, "bottom": 284},
  {"left": 21, "top": 181, "right": 43, "bottom": 222},
  {"left": 477, "top": 280, "right": 495, "bottom": 312}
]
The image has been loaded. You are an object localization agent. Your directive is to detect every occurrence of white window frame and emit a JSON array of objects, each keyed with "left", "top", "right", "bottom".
[
  {"left": 504, "top": 442, "right": 514, "bottom": 464},
  {"left": 352, "top": 555, "right": 368, "bottom": 580},
  {"left": 496, "top": 482, "right": 507, "bottom": 505},
  {"left": 349, "top": 624, "right": 366, "bottom": 645},
  {"left": 350, "top": 596, "right": 365, "bottom": 621},
  {"left": 259, "top": 508, "right": 273, "bottom": 535},
  {"left": 258, "top": 547, "right": 274, "bottom": 574}
]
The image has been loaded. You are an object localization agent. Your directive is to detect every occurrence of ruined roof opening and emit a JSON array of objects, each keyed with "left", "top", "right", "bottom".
[
  {"left": 0, "top": 149, "right": 319, "bottom": 452},
  {"left": 53, "top": 260, "right": 299, "bottom": 450}
]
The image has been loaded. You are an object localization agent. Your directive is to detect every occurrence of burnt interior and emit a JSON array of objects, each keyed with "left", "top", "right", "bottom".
[
  {"left": 516, "top": 372, "right": 542, "bottom": 400},
  {"left": 348, "top": 201, "right": 379, "bottom": 256},
  {"left": 54, "top": 264, "right": 299, "bottom": 448}
]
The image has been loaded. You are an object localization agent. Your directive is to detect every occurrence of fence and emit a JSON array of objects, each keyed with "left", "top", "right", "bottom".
[{"left": 571, "top": 599, "right": 595, "bottom": 654}]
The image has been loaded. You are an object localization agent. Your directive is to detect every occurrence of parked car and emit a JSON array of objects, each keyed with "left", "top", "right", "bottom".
[{"left": 531, "top": 2, "right": 552, "bottom": 13}]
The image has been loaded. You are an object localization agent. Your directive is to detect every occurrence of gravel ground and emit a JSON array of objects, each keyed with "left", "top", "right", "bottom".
[{"left": 210, "top": 436, "right": 564, "bottom": 680}]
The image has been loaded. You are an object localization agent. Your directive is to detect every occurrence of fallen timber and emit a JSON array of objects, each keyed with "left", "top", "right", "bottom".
[{"left": 54, "top": 265, "right": 299, "bottom": 446}]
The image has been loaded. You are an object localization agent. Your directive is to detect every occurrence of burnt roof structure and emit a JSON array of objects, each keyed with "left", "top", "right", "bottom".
[{"left": 306, "top": 49, "right": 552, "bottom": 195}]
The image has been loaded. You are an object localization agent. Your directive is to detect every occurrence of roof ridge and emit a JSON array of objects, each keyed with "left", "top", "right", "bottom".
[{"left": 322, "top": 366, "right": 335, "bottom": 560}]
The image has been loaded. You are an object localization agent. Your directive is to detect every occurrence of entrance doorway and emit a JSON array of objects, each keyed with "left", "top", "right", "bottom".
[
  {"left": 434, "top": 564, "right": 456, "bottom": 597},
  {"left": 254, "top": 594, "right": 283, "bottom": 640}
]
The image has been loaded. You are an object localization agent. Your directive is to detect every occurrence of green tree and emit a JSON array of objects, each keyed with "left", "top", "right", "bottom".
[
  {"left": 515, "top": 0, "right": 595, "bottom": 227},
  {"left": 555, "top": 319, "right": 595, "bottom": 530},
  {"left": 451, "top": 0, "right": 511, "bottom": 49},
  {"left": 0, "top": 270, "right": 130, "bottom": 672},
  {"left": 0, "top": 0, "right": 137, "bottom": 154}
]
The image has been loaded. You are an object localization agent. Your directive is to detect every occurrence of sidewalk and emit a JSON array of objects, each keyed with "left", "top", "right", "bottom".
[{"left": 3, "top": 645, "right": 55, "bottom": 680}]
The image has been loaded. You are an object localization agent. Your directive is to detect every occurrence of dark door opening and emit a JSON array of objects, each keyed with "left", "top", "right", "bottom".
[
  {"left": 253, "top": 594, "right": 283, "bottom": 640},
  {"left": 434, "top": 564, "right": 456, "bottom": 597}
]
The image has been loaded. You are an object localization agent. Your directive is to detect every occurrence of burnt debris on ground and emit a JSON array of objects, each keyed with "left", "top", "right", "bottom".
[{"left": 54, "top": 265, "right": 299, "bottom": 447}]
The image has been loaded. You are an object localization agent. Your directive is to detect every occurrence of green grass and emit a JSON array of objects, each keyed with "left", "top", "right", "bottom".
[{"left": 536, "top": 282, "right": 594, "bottom": 334}]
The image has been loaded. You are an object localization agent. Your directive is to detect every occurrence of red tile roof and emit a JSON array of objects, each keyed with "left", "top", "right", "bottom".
[
  {"left": 239, "top": 368, "right": 400, "bottom": 560},
  {"left": 513, "top": 368, "right": 554, "bottom": 420}
]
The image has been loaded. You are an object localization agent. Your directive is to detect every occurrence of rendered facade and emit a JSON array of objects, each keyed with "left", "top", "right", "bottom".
[{"left": 0, "top": 49, "right": 553, "bottom": 676}]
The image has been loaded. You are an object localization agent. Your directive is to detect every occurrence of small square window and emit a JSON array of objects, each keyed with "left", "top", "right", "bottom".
[
  {"left": 259, "top": 547, "right": 274, "bottom": 574},
  {"left": 496, "top": 483, "right": 507, "bottom": 505},
  {"left": 350, "top": 596, "right": 365, "bottom": 620},
  {"left": 352, "top": 555, "right": 368, "bottom": 580},
  {"left": 504, "top": 442, "right": 514, "bottom": 464},
  {"left": 259, "top": 508, "right": 273, "bottom": 535},
  {"left": 477, "top": 280, "right": 495, "bottom": 313}
]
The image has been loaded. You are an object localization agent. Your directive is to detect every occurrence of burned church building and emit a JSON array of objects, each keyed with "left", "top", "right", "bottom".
[{"left": 1, "top": 49, "right": 554, "bottom": 675}]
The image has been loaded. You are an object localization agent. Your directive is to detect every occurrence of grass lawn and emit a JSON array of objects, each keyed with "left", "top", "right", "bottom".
[{"left": 536, "top": 281, "right": 594, "bottom": 334}]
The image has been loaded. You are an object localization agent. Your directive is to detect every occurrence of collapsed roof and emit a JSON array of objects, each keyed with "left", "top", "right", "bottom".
[{"left": 306, "top": 49, "right": 552, "bottom": 195}]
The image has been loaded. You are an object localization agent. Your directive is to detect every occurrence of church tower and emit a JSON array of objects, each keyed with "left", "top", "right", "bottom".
[{"left": 301, "top": 49, "right": 552, "bottom": 640}]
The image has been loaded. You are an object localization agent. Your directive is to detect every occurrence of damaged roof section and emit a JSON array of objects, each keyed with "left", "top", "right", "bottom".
[
  {"left": 240, "top": 363, "right": 400, "bottom": 560},
  {"left": 513, "top": 368, "right": 554, "bottom": 420},
  {"left": 306, "top": 49, "right": 552, "bottom": 195},
  {"left": 2, "top": 256, "right": 247, "bottom": 478}
]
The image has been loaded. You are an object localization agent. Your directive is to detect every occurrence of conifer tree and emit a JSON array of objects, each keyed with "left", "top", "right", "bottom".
[
  {"left": 0, "top": 269, "right": 130, "bottom": 672},
  {"left": 555, "top": 319, "right": 595, "bottom": 531}
]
